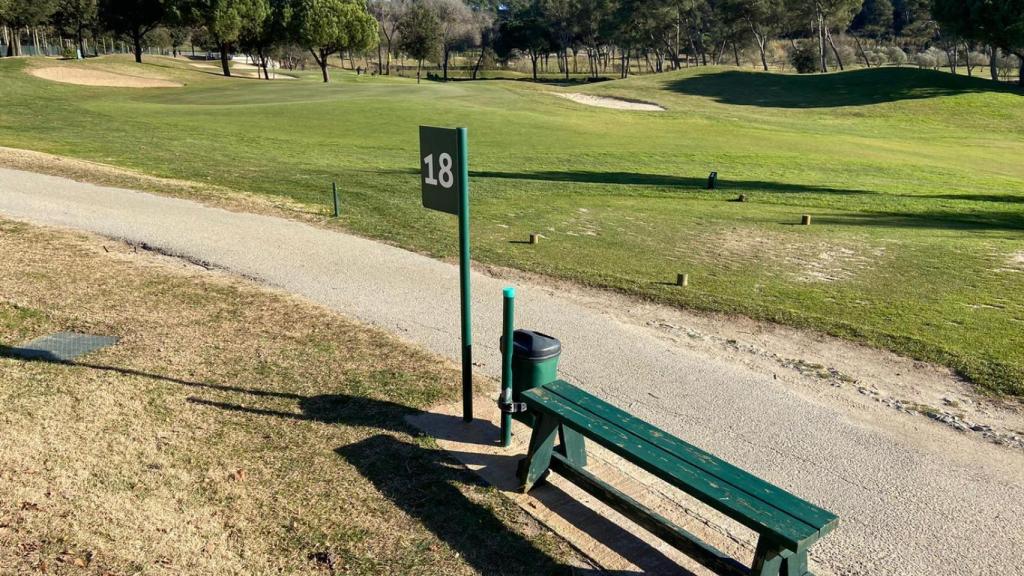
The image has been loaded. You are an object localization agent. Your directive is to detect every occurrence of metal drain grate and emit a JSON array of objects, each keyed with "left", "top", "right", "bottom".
[{"left": 5, "top": 332, "right": 119, "bottom": 362}]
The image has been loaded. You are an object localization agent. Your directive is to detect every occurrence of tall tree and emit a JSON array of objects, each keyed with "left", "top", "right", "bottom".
[
  {"left": 189, "top": 0, "right": 270, "bottom": 77},
  {"left": 431, "top": 0, "right": 478, "bottom": 80},
  {"left": 239, "top": 0, "right": 289, "bottom": 78},
  {"left": 397, "top": 1, "right": 441, "bottom": 82},
  {"left": 368, "top": 0, "right": 406, "bottom": 74},
  {"left": 933, "top": 0, "right": 1024, "bottom": 85},
  {"left": 54, "top": 0, "right": 98, "bottom": 58},
  {"left": 892, "top": 0, "right": 934, "bottom": 47},
  {"left": 98, "top": 0, "right": 168, "bottom": 62},
  {"left": 169, "top": 25, "right": 191, "bottom": 56},
  {"left": 293, "top": 0, "right": 377, "bottom": 83},
  {"left": 850, "top": 0, "right": 893, "bottom": 67},
  {"left": 851, "top": 0, "right": 894, "bottom": 39},
  {"left": 495, "top": 0, "right": 551, "bottom": 80},
  {"left": 787, "top": 0, "right": 861, "bottom": 72},
  {"left": 0, "top": 0, "right": 11, "bottom": 57},
  {"left": 719, "top": 0, "right": 782, "bottom": 71},
  {"left": 1, "top": 0, "right": 56, "bottom": 56}
]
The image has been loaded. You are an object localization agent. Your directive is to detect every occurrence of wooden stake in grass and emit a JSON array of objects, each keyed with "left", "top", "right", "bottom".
[
  {"left": 530, "top": 233, "right": 540, "bottom": 245},
  {"left": 801, "top": 214, "right": 812, "bottom": 226},
  {"left": 332, "top": 182, "right": 339, "bottom": 218},
  {"left": 676, "top": 273, "right": 688, "bottom": 287}
]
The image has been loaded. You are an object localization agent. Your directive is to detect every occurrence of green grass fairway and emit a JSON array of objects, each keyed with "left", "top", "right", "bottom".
[{"left": 2, "top": 56, "right": 1023, "bottom": 395}]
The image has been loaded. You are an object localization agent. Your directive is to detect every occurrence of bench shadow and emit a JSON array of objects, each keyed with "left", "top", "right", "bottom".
[
  {"left": 337, "top": 435, "right": 647, "bottom": 575},
  {"left": 667, "top": 67, "right": 1020, "bottom": 108},
  {"left": 0, "top": 349, "right": 650, "bottom": 574}
]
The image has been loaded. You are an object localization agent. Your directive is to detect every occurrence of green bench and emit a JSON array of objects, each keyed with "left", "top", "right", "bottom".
[{"left": 518, "top": 380, "right": 838, "bottom": 576}]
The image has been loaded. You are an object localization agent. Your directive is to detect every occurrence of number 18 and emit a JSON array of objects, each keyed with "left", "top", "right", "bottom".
[{"left": 423, "top": 153, "right": 454, "bottom": 189}]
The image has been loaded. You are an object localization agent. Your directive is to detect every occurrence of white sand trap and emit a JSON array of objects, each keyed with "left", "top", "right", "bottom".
[
  {"left": 29, "top": 67, "right": 181, "bottom": 88},
  {"left": 554, "top": 92, "right": 665, "bottom": 111}
]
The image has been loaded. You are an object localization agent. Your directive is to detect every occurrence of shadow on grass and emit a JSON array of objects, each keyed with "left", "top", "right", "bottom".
[
  {"left": 470, "top": 170, "right": 873, "bottom": 195},
  {"left": 817, "top": 210, "right": 1024, "bottom": 232},
  {"left": 0, "top": 349, "right": 640, "bottom": 574},
  {"left": 917, "top": 193, "right": 1024, "bottom": 205},
  {"left": 337, "top": 434, "right": 643, "bottom": 575},
  {"left": 667, "top": 67, "right": 1021, "bottom": 108}
]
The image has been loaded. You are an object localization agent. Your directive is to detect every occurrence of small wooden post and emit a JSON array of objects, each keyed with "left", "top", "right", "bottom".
[
  {"left": 530, "top": 233, "right": 540, "bottom": 245},
  {"left": 676, "top": 273, "right": 688, "bottom": 287},
  {"left": 331, "top": 182, "right": 340, "bottom": 218},
  {"left": 801, "top": 214, "right": 812, "bottom": 226}
]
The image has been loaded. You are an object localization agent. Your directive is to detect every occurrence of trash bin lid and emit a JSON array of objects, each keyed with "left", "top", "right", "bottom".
[{"left": 511, "top": 329, "right": 561, "bottom": 360}]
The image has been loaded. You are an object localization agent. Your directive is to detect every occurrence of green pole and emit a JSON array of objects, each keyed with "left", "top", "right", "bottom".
[
  {"left": 458, "top": 127, "right": 473, "bottom": 422},
  {"left": 500, "top": 286, "right": 515, "bottom": 446},
  {"left": 332, "top": 182, "right": 339, "bottom": 218}
]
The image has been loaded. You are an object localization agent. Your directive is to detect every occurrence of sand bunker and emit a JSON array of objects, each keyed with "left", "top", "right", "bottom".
[
  {"left": 554, "top": 92, "right": 665, "bottom": 111},
  {"left": 28, "top": 67, "right": 182, "bottom": 88}
]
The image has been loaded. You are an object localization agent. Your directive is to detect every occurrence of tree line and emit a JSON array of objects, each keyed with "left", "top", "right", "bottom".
[{"left": 1, "top": 0, "right": 1022, "bottom": 85}]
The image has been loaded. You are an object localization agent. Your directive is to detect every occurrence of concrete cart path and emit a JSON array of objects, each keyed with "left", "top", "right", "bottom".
[{"left": 2, "top": 167, "right": 1022, "bottom": 576}]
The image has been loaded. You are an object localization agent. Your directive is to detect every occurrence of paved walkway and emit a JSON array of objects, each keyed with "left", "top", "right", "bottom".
[{"left": 2, "top": 167, "right": 1023, "bottom": 575}]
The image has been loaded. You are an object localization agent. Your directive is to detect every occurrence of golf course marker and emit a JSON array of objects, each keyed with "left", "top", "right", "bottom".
[{"left": 419, "top": 126, "right": 474, "bottom": 422}]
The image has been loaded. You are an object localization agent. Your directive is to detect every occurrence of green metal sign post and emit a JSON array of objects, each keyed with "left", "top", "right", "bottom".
[{"left": 420, "top": 126, "right": 473, "bottom": 422}]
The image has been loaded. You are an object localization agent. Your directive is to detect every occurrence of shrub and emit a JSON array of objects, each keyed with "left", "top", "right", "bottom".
[
  {"left": 865, "top": 48, "right": 887, "bottom": 67},
  {"left": 789, "top": 42, "right": 818, "bottom": 74},
  {"left": 924, "top": 46, "right": 946, "bottom": 69},
  {"left": 60, "top": 46, "right": 76, "bottom": 60},
  {"left": 967, "top": 51, "right": 988, "bottom": 68},
  {"left": 995, "top": 52, "right": 1021, "bottom": 80},
  {"left": 886, "top": 46, "right": 908, "bottom": 66},
  {"left": 914, "top": 51, "right": 936, "bottom": 69},
  {"left": 828, "top": 43, "right": 857, "bottom": 69}
]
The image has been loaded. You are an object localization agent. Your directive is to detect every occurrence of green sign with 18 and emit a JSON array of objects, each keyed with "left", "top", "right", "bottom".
[{"left": 419, "top": 126, "right": 462, "bottom": 215}]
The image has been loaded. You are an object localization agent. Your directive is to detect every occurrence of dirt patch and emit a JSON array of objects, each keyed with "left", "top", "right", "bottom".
[
  {"left": 787, "top": 245, "right": 886, "bottom": 283},
  {"left": 553, "top": 92, "right": 665, "bottom": 111},
  {"left": 27, "top": 66, "right": 182, "bottom": 88},
  {"left": 699, "top": 228, "right": 884, "bottom": 283}
]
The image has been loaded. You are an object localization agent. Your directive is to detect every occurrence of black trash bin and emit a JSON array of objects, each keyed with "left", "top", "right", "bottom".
[{"left": 508, "top": 329, "right": 562, "bottom": 415}]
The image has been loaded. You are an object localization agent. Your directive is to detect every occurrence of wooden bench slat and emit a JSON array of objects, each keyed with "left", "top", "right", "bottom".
[
  {"left": 545, "top": 380, "right": 838, "bottom": 534},
  {"left": 524, "top": 387, "right": 819, "bottom": 549}
]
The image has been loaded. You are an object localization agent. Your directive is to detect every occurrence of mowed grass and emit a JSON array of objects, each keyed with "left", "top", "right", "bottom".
[
  {"left": 1, "top": 56, "right": 1023, "bottom": 394},
  {"left": 0, "top": 218, "right": 586, "bottom": 575}
]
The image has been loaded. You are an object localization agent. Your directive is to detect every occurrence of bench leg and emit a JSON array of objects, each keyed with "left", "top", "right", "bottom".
[
  {"left": 751, "top": 538, "right": 785, "bottom": 576},
  {"left": 558, "top": 424, "right": 587, "bottom": 467},
  {"left": 781, "top": 549, "right": 809, "bottom": 576},
  {"left": 518, "top": 412, "right": 559, "bottom": 492},
  {"left": 752, "top": 538, "right": 811, "bottom": 576}
]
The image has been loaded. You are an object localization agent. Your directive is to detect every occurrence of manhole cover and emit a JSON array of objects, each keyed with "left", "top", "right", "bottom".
[{"left": 5, "top": 332, "right": 119, "bottom": 362}]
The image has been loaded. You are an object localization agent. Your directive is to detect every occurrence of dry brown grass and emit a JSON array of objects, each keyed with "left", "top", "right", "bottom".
[{"left": 0, "top": 219, "right": 585, "bottom": 575}]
